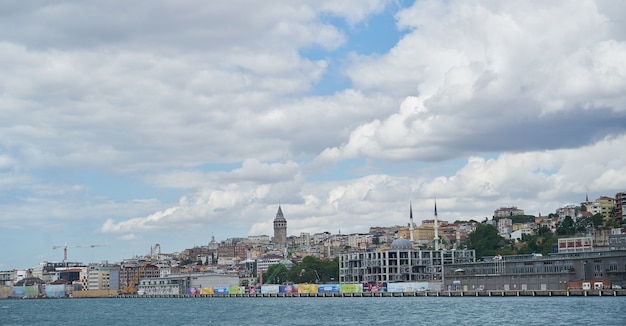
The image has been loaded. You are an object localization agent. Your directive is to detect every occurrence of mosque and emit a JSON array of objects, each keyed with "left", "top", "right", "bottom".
[{"left": 339, "top": 202, "right": 476, "bottom": 284}]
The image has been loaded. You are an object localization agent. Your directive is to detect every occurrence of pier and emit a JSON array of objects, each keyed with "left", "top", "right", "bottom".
[{"left": 115, "top": 289, "right": 626, "bottom": 298}]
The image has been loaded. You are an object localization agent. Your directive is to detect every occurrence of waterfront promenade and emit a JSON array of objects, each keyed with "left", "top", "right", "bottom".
[{"left": 115, "top": 289, "right": 625, "bottom": 298}]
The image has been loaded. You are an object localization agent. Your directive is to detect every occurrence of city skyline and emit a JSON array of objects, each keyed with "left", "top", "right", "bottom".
[
  {"left": 5, "top": 194, "right": 622, "bottom": 271},
  {"left": 2, "top": 1, "right": 626, "bottom": 269}
]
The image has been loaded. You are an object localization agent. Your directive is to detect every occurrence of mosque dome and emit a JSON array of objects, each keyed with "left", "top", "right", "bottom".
[{"left": 390, "top": 238, "right": 414, "bottom": 250}]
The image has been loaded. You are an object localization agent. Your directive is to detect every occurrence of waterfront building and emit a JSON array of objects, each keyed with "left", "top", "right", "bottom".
[
  {"left": 339, "top": 239, "right": 476, "bottom": 283},
  {"left": 119, "top": 262, "right": 160, "bottom": 290},
  {"left": 444, "top": 250, "right": 626, "bottom": 291},
  {"left": 0, "top": 270, "right": 15, "bottom": 286},
  {"left": 87, "top": 262, "right": 119, "bottom": 290},
  {"left": 340, "top": 201, "right": 476, "bottom": 284},
  {"left": 137, "top": 272, "right": 240, "bottom": 296},
  {"left": 609, "top": 233, "right": 626, "bottom": 251}
]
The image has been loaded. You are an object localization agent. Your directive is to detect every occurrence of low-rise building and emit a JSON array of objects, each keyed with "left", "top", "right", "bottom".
[
  {"left": 0, "top": 270, "right": 15, "bottom": 286},
  {"left": 510, "top": 228, "right": 534, "bottom": 242},
  {"left": 137, "top": 272, "right": 240, "bottom": 295},
  {"left": 444, "top": 250, "right": 626, "bottom": 291},
  {"left": 256, "top": 253, "right": 285, "bottom": 279},
  {"left": 558, "top": 236, "right": 594, "bottom": 253}
]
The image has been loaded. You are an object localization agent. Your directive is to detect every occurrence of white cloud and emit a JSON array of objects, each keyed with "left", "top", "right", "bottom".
[
  {"left": 98, "top": 133, "right": 626, "bottom": 235},
  {"left": 101, "top": 207, "right": 180, "bottom": 233},
  {"left": 326, "top": 0, "right": 626, "bottom": 163},
  {"left": 2, "top": 0, "right": 625, "bottom": 269}
]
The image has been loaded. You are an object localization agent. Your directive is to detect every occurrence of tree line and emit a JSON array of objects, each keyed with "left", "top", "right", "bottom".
[
  {"left": 262, "top": 256, "right": 339, "bottom": 285},
  {"left": 467, "top": 212, "right": 622, "bottom": 259}
]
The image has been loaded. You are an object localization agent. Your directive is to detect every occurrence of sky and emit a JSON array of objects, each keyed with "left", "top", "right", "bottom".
[{"left": 1, "top": 0, "right": 626, "bottom": 270}]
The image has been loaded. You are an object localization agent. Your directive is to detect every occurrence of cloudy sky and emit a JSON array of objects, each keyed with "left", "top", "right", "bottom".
[{"left": 2, "top": 0, "right": 626, "bottom": 270}]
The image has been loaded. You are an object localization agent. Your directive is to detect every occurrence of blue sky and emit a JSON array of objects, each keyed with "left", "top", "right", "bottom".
[{"left": 1, "top": 0, "right": 626, "bottom": 270}]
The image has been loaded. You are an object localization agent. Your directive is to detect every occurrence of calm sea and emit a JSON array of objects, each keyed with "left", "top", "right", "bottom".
[{"left": 1, "top": 297, "right": 624, "bottom": 325}]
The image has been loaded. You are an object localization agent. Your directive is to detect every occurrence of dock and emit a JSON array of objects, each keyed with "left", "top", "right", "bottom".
[{"left": 115, "top": 289, "right": 626, "bottom": 298}]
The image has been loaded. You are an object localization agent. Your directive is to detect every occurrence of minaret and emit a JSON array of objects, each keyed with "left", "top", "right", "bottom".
[
  {"left": 273, "top": 204, "right": 287, "bottom": 245},
  {"left": 409, "top": 202, "right": 415, "bottom": 242},
  {"left": 434, "top": 199, "right": 440, "bottom": 250}
]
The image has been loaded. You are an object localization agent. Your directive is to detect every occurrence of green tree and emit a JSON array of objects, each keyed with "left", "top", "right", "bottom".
[
  {"left": 263, "top": 263, "right": 288, "bottom": 284},
  {"left": 508, "top": 215, "right": 536, "bottom": 224},
  {"left": 467, "top": 224, "right": 507, "bottom": 259},
  {"left": 591, "top": 213, "right": 604, "bottom": 229},
  {"left": 518, "top": 226, "right": 557, "bottom": 255},
  {"left": 575, "top": 215, "right": 592, "bottom": 233},
  {"left": 285, "top": 256, "right": 339, "bottom": 284},
  {"left": 556, "top": 216, "right": 575, "bottom": 235}
]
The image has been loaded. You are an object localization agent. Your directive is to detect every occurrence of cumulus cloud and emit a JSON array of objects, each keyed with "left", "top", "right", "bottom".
[
  {"left": 2, "top": 0, "right": 626, "bottom": 269},
  {"left": 323, "top": 0, "right": 626, "bottom": 163},
  {"left": 101, "top": 207, "right": 180, "bottom": 233},
  {"left": 101, "top": 132, "right": 626, "bottom": 236}
]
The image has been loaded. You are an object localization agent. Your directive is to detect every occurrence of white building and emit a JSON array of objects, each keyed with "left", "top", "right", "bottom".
[
  {"left": 138, "top": 273, "right": 240, "bottom": 295},
  {"left": 87, "top": 263, "right": 119, "bottom": 290},
  {"left": 348, "top": 233, "right": 373, "bottom": 250},
  {"left": 340, "top": 238, "right": 475, "bottom": 283},
  {"left": 247, "top": 235, "right": 271, "bottom": 244},
  {"left": 556, "top": 205, "right": 580, "bottom": 220},
  {"left": 299, "top": 232, "right": 311, "bottom": 248},
  {"left": 558, "top": 237, "right": 594, "bottom": 253},
  {"left": 256, "top": 254, "right": 286, "bottom": 280},
  {"left": 497, "top": 218, "right": 513, "bottom": 238},
  {"left": 510, "top": 229, "right": 534, "bottom": 242}
]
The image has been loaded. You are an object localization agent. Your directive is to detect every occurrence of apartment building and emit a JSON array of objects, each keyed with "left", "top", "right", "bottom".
[{"left": 615, "top": 192, "right": 625, "bottom": 221}]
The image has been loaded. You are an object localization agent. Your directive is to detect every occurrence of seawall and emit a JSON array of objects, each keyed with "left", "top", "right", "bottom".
[{"left": 116, "top": 289, "right": 626, "bottom": 298}]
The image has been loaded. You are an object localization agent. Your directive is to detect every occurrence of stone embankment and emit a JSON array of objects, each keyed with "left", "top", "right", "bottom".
[{"left": 117, "top": 289, "right": 625, "bottom": 298}]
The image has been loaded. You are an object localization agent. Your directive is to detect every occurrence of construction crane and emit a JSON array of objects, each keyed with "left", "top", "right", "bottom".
[
  {"left": 52, "top": 243, "right": 104, "bottom": 264},
  {"left": 120, "top": 243, "right": 160, "bottom": 295},
  {"left": 264, "top": 245, "right": 298, "bottom": 285}
]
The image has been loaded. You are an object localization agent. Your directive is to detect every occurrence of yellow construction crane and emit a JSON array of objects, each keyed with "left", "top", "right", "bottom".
[
  {"left": 120, "top": 243, "right": 161, "bottom": 295},
  {"left": 52, "top": 243, "right": 104, "bottom": 264}
]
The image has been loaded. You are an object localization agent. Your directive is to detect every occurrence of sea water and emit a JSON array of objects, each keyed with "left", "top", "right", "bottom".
[{"left": 1, "top": 296, "right": 624, "bottom": 325}]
